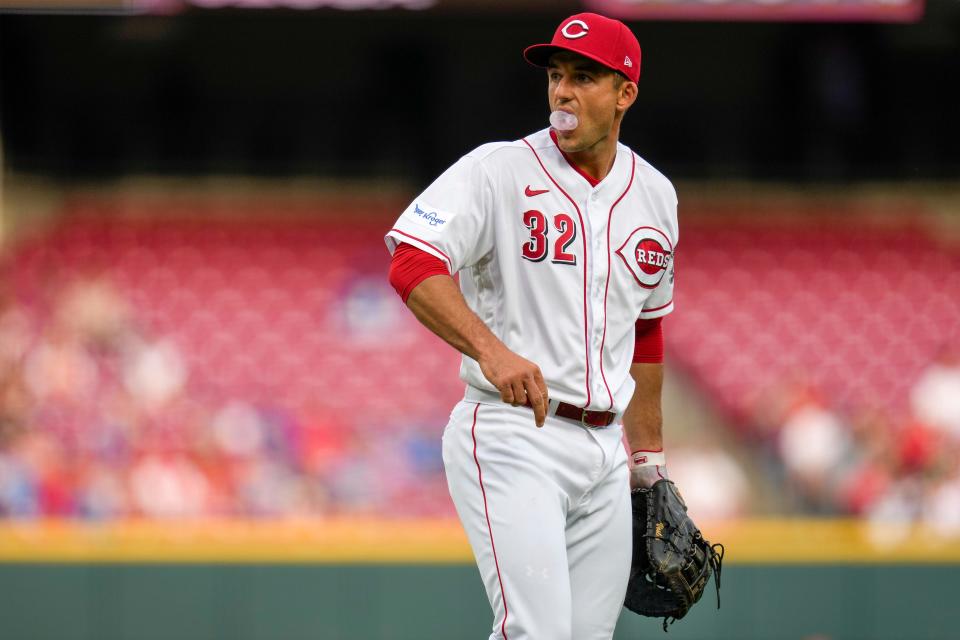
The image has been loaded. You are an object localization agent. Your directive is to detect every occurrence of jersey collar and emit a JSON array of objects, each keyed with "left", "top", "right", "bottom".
[{"left": 549, "top": 128, "right": 612, "bottom": 188}]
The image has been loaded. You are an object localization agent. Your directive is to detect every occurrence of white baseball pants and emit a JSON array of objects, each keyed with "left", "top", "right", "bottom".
[{"left": 442, "top": 397, "right": 632, "bottom": 640}]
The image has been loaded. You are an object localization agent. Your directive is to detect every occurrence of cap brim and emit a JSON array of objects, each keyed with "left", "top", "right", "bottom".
[
  {"left": 523, "top": 43, "right": 567, "bottom": 68},
  {"left": 522, "top": 43, "right": 624, "bottom": 78}
]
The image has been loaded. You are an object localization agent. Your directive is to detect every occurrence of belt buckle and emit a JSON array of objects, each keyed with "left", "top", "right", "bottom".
[{"left": 580, "top": 409, "right": 591, "bottom": 428}]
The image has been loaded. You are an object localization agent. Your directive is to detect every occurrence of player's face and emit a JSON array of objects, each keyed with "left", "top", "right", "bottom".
[{"left": 546, "top": 53, "right": 635, "bottom": 154}]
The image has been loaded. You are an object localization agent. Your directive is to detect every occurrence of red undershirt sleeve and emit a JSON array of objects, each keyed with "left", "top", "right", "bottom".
[
  {"left": 633, "top": 317, "right": 664, "bottom": 363},
  {"left": 388, "top": 242, "right": 451, "bottom": 303}
]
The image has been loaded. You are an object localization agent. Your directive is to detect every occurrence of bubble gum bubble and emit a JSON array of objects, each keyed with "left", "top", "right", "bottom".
[{"left": 550, "top": 110, "right": 578, "bottom": 132}]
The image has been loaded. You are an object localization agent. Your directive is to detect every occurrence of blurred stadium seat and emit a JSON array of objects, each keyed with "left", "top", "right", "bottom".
[{"left": 670, "top": 213, "right": 960, "bottom": 420}]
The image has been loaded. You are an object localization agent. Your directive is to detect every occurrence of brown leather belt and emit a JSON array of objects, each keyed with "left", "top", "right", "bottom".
[
  {"left": 524, "top": 397, "right": 616, "bottom": 427},
  {"left": 554, "top": 401, "right": 617, "bottom": 427}
]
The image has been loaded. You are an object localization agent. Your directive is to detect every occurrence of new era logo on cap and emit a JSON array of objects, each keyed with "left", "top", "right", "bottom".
[{"left": 523, "top": 12, "right": 642, "bottom": 84}]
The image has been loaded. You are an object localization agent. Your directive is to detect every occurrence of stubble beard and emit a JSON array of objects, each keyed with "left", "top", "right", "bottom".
[{"left": 558, "top": 126, "right": 607, "bottom": 155}]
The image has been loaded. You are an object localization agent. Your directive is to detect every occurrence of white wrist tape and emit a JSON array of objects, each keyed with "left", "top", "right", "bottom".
[{"left": 631, "top": 450, "right": 666, "bottom": 467}]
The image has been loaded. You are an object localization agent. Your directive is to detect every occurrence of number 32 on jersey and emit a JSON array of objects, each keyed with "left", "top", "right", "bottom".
[{"left": 521, "top": 210, "right": 577, "bottom": 265}]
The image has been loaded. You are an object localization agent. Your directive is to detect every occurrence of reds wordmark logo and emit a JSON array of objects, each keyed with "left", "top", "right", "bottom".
[{"left": 615, "top": 227, "right": 673, "bottom": 289}]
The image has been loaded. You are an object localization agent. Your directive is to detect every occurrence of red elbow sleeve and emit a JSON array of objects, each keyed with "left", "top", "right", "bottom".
[
  {"left": 388, "top": 243, "right": 450, "bottom": 303},
  {"left": 633, "top": 317, "right": 664, "bottom": 363}
]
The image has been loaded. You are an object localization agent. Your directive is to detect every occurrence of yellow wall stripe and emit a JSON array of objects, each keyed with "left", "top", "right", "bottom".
[{"left": 0, "top": 518, "right": 958, "bottom": 564}]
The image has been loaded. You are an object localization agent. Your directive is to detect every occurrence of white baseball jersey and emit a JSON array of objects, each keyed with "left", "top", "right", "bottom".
[{"left": 385, "top": 127, "right": 678, "bottom": 415}]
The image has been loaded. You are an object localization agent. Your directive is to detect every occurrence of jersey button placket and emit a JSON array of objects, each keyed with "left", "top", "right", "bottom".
[
  {"left": 581, "top": 194, "right": 597, "bottom": 405},
  {"left": 591, "top": 197, "right": 607, "bottom": 310},
  {"left": 586, "top": 192, "right": 607, "bottom": 406}
]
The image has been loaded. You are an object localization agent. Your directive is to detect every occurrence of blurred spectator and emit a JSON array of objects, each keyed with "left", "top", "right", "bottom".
[
  {"left": 0, "top": 293, "right": 32, "bottom": 371},
  {"left": 23, "top": 323, "right": 99, "bottom": 404},
  {"left": 865, "top": 479, "right": 922, "bottom": 548},
  {"left": 211, "top": 401, "right": 265, "bottom": 459},
  {"left": 669, "top": 446, "right": 749, "bottom": 521},
  {"left": 130, "top": 454, "right": 210, "bottom": 518},
  {"left": 55, "top": 277, "right": 132, "bottom": 346},
  {"left": 923, "top": 469, "right": 960, "bottom": 539},
  {"left": 838, "top": 410, "right": 895, "bottom": 515},
  {"left": 776, "top": 393, "right": 852, "bottom": 510},
  {"left": 77, "top": 461, "right": 129, "bottom": 519},
  {"left": 122, "top": 337, "right": 187, "bottom": 411},
  {"left": 911, "top": 345, "right": 960, "bottom": 439}
]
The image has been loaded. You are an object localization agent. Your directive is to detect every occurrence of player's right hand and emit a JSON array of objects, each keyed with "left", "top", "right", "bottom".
[{"left": 478, "top": 346, "right": 549, "bottom": 428}]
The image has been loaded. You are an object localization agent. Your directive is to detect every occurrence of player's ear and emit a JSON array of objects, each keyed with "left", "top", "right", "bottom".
[{"left": 617, "top": 81, "right": 638, "bottom": 113}]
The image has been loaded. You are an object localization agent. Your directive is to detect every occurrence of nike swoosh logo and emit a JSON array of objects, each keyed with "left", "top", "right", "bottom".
[{"left": 525, "top": 185, "right": 549, "bottom": 197}]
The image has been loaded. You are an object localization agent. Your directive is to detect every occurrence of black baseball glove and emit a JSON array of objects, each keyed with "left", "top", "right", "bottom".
[{"left": 623, "top": 479, "right": 724, "bottom": 631}]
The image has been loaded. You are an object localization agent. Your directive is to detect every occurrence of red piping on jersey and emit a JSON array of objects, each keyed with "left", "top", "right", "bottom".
[
  {"left": 471, "top": 403, "right": 509, "bottom": 640},
  {"left": 642, "top": 299, "right": 673, "bottom": 314},
  {"left": 522, "top": 136, "right": 592, "bottom": 408},
  {"left": 598, "top": 152, "right": 637, "bottom": 410},
  {"left": 388, "top": 228, "right": 453, "bottom": 266}
]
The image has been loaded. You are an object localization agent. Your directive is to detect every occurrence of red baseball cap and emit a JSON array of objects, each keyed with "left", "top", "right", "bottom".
[{"left": 523, "top": 13, "right": 641, "bottom": 84}]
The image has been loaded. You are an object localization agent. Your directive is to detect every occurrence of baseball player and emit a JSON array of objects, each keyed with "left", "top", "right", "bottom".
[{"left": 385, "top": 13, "right": 676, "bottom": 640}]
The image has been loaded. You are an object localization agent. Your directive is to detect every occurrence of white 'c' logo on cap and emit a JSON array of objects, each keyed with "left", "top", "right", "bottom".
[{"left": 561, "top": 19, "right": 589, "bottom": 40}]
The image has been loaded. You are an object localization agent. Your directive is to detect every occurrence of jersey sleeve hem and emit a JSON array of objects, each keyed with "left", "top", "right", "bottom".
[
  {"left": 385, "top": 228, "right": 454, "bottom": 272},
  {"left": 638, "top": 300, "right": 673, "bottom": 319}
]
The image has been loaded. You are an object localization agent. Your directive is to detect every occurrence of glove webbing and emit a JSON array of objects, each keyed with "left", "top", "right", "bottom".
[{"left": 658, "top": 540, "right": 724, "bottom": 632}]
